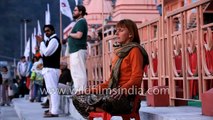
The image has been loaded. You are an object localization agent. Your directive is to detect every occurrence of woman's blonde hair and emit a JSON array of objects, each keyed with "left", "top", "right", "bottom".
[{"left": 116, "top": 19, "right": 140, "bottom": 44}]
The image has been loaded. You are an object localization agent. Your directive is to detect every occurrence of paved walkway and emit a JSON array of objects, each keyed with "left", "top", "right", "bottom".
[
  {"left": 140, "top": 102, "right": 213, "bottom": 120},
  {"left": 10, "top": 97, "right": 213, "bottom": 120},
  {"left": 0, "top": 104, "right": 19, "bottom": 120},
  {"left": 13, "top": 98, "right": 73, "bottom": 120}
]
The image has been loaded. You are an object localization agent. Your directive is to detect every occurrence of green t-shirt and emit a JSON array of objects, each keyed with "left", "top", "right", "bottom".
[{"left": 68, "top": 18, "right": 88, "bottom": 53}]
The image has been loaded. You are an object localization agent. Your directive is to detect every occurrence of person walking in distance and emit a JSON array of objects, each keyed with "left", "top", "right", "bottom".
[
  {"left": 36, "top": 25, "right": 61, "bottom": 117},
  {"left": 68, "top": 5, "right": 88, "bottom": 92}
]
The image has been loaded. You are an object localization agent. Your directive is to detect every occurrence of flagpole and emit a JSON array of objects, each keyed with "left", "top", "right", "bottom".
[
  {"left": 60, "top": 11, "right": 63, "bottom": 44},
  {"left": 21, "top": 18, "right": 31, "bottom": 59},
  {"left": 60, "top": 1, "right": 63, "bottom": 58},
  {"left": 20, "top": 23, "right": 23, "bottom": 57},
  {"left": 102, "top": 0, "right": 106, "bottom": 81}
]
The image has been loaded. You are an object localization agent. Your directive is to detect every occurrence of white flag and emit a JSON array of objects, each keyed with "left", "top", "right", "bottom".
[
  {"left": 24, "top": 38, "right": 30, "bottom": 58},
  {"left": 60, "top": 0, "right": 73, "bottom": 21},
  {"left": 24, "top": 32, "right": 37, "bottom": 58},
  {"left": 32, "top": 31, "right": 37, "bottom": 54},
  {"left": 75, "top": 0, "right": 78, "bottom": 5},
  {"left": 44, "top": 4, "right": 51, "bottom": 41},
  {"left": 37, "top": 20, "right": 42, "bottom": 35},
  {"left": 45, "top": 4, "right": 51, "bottom": 25},
  {"left": 34, "top": 27, "right": 37, "bottom": 37}
]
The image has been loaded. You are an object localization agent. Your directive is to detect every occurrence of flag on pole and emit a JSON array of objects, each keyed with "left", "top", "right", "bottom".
[
  {"left": 32, "top": 30, "right": 37, "bottom": 54},
  {"left": 37, "top": 20, "right": 42, "bottom": 35},
  {"left": 45, "top": 3, "right": 51, "bottom": 25},
  {"left": 34, "top": 27, "right": 36, "bottom": 37},
  {"left": 44, "top": 3, "right": 51, "bottom": 41},
  {"left": 24, "top": 37, "right": 30, "bottom": 58},
  {"left": 24, "top": 32, "right": 37, "bottom": 58},
  {"left": 60, "top": 0, "right": 73, "bottom": 21},
  {"left": 75, "top": 0, "right": 78, "bottom": 5}
]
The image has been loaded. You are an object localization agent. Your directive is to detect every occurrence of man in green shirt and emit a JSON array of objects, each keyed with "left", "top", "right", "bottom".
[{"left": 68, "top": 5, "right": 88, "bottom": 92}]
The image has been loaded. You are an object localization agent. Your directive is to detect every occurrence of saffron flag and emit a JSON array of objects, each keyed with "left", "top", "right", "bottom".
[{"left": 60, "top": 0, "right": 73, "bottom": 21}]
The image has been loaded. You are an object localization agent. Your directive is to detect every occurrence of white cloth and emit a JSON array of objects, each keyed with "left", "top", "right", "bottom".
[
  {"left": 40, "top": 34, "right": 59, "bottom": 57},
  {"left": 65, "top": 42, "right": 69, "bottom": 56},
  {"left": 8, "top": 87, "right": 14, "bottom": 96},
  {"left": 31, "top": 59, "right": 43, "bottom": 72},
  {"left": 58, "top": 83, "right": 72, "bottom": 95},
  {"left": 204, "top": 44, "right": 211, "bottom": 51},
  {"left": 70, "top": 50, "right": 87, "bottom": 92},
  {"left": 87, "top": 42, "right": 92, "bottom": 56},
  {"left": 42, "top": 68, "right": 60, "bottom": 114}
]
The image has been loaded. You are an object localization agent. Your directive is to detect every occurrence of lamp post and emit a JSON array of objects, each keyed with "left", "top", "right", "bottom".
[
  {"left": 20, "top": 23, "right": 23, "bottom": 57},
  {"left": 20, "top": 19, "right": 31, "bottom": 60}
]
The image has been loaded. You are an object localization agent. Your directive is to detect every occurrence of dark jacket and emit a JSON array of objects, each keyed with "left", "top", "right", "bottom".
[
  {"left": 59, "top": 68, "right": 73, "bottom": 86},
  {"left": 43, "top": 36, "right": 61, "bottom": 69},
  {"left": 0, "top": 73, "right": 2, "bottom": 85}
]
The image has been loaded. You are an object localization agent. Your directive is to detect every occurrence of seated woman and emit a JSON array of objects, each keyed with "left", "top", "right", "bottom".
[{"left": 72, "top": 19, "right": 149, "bottom": 118}]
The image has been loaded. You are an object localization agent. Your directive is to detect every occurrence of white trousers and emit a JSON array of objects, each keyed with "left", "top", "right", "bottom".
[
  {"left": 0, "top": 85, "right": 2, "bottom": 103},
  {"left": 43, "top": 68, "right": 60, "bottom": 114},
  {"left": 70, "top": 50, "right": 87, "bottom": 92}
]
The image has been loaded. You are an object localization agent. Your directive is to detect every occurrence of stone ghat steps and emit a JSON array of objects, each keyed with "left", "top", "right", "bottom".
[{"left": 12, "top": 96, "right": 213, "bottom": 120}]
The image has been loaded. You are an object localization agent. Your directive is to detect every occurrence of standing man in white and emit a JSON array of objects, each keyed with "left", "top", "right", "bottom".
[
  {"left": 36, "top": 25, "right": 61, "bottom": 117},
  {"left": 68, "top": 5, "right": 88, "bottom": 92}
]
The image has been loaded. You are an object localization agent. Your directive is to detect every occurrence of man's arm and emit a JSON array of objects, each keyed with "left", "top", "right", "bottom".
[
  {"left": 40, "top": 38, "right": 59, "bottom": 56},
  {"left": 69, "top": 20, "right": 85, "bottom": 39},
  {"left": 69, "top": 31, "right": 83, "bottom": 39}
]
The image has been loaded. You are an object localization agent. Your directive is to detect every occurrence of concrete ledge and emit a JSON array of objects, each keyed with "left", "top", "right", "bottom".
[
  {"left": 0, "top": 105, "right": 19, "bottom": 119},
  {"left": 202, "top": 88, "right": 213, "bottom": 116},
  {"left": 140, "top": 101, "right": 213, "bottom": 120},
  {"left": 13, "top": 98, "right": 72, "bottom": 120},
  {"left": 146, "top": 86, "right": 169, "bottom": 107},
  {"left": 69, "top": 98, "right": 86, "bottom": 120},
  {"left": 12, "top": 98, "right": 213, "bottom": 120}
]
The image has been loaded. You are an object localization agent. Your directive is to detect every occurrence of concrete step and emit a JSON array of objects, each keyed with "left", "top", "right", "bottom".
[
  {"left": 12, "top": 98, "right": 73, "bottom": 120},
  {"left": 12, "top": 96, "right": 213, "bottom": 120},
  {"left": 12, "top": 97, "right": 121, "bottom": 120},
  {"left": 0, "top": 104, "right": 19, "bottom": 120},
  {"left": 140, "top": 101, "right": 213, "bottom": 120}
]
